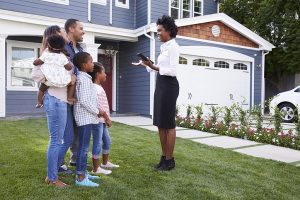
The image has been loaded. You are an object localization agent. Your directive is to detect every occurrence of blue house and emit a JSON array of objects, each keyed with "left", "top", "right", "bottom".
[{"left": 0, "top": 0, "right": 274, "bottom": 118}]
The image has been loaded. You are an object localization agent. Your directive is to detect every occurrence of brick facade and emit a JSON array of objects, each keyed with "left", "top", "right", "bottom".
[{"left": 178, "top": 21, "right": 259, "bottom": 48}]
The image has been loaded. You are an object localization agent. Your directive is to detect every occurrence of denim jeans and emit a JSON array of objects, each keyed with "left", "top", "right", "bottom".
[
  {"left": 101, "top": 124, "right": 112, "bottom": 154},
  {"left": 43, "top": 92, "right": 67, "bottom": 181},
  {"left": 76, "top": 124, "right": 98, "bottom": 175},
  {"left": 57, "top": 104, "right": 74, "bottom": 168},
  {"left": 92, "top": 123, "right": 103, "bottom": 159}
]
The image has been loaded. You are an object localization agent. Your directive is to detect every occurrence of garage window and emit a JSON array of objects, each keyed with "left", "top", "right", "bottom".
[
  {"left": 179, "top": 56, "right": 188, "bottom": 64},
  {"left": 234, "top": 63, "right": 247, "bottom": 70},
  {"left": 214, "top": 61, "right": 229, "bottom": 69},
  {"left": 193, "top": 58, "right": 209, "bottom": 67}
]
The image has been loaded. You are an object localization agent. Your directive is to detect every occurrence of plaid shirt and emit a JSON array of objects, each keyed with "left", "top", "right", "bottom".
[{"left": 74, "top": 72, "right": 99, "bottom": 126}]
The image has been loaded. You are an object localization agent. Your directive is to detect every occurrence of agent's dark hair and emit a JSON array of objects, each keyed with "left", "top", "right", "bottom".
[
  {"left": 47, "top": 35, "right": 66, "bottom": 51},
  {"left": 88, "top": 62, "right": 105, "bottom": 82},
  {"left": 73, "top": 52, "right": 91, "bottom": 71},
  {"left": 156, "top": 15, "right": 178, "bottom": 38},
  {"left": 64, "top": 18, "right": 79, "bottom": 33}
]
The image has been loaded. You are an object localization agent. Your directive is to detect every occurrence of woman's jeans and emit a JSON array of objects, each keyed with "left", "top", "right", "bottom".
[
  {"left": 43, "top": 92, "right": 67, "bottom": 181},
  {"left": 57, "top": 104, "right": 74, "bottom": 168}
]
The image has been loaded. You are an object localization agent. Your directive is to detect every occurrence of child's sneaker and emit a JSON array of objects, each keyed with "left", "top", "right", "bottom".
[
  {"left": 86, "top": 172, "right": 100, "bottom": 180},
  {"left": 101, "top": 161, "right": 120, "bottom": 169},
  {"left": 91, "top": 167, "right": 112, "bottom": 175},
  {"left": 76, "top": 176, "right": 99, "bottom": 187}
]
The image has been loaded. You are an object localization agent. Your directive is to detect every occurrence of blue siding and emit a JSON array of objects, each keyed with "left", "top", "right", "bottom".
[
  {"left": 91, "top": 0, "right": 135, "bottom": 29},
  {"left": 203, "top": 0, "right": 218, "bottom": 15},
  {"left": 151, "top": 0, "right": 168, "bottom": 23},
  {"left": 6, "top": 91, "right": 43, "bottom": 115},
  {"left": 118, "top": 36, "right": 150, "bottom": 115},
  {"left": 0, "top": 0, "right": 87, "bottom": 22},
  {"left": 136, "top": 0, "right": 148, "bottom": 28},
  {"left": 175, "top": 38, "right": 263, "bottom": 107}
]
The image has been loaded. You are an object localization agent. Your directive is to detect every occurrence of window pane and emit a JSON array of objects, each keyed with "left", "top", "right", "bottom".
[
  {"left": 118, "top": 0, "right": 126, "bottom": 4},
  {"left": 194, "top": 0, "right": 202, "bottom": 16},
  {"left": 171, "top": 8, "right": 179, "bottom": 19},
  {"left": 183, "top": 11, "right": 190, "bottom": 18},
  {"left": 193, "top": 58, "right": 209, "bottom": 67},
  {"left": 11, "top": 47, "right": 35, "bottom": 87},
  {"left": 214, "top": 61, "right": 229, "bottom": 69},
  {"left": 234, "top": 63, "right": 248, "bottom": 70},
  {"left": 182, "top": 0, "right": 190, "bottom": 10},
  {"left": 171, "top": 0, "right": 179, "bottom": 8},
  {"left": 179, "top": 57, "right": 188, "bottom": 64}
]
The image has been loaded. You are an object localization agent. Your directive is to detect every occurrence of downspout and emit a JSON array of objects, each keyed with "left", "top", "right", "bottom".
[
  {"left": 88, "top": 0, "right": 91, "bottom": 22},
  {"left": 110, "top": 0, "right": 113, "bottom": 25},
  {"left": 144, "top": 28, "right": 156, "bottom": 117},
  {"left": 261, "top": 50, "right": 270, "bottom": 114},
  {"left": 148, "top": 0, "right": 151, "bottom": 24}
]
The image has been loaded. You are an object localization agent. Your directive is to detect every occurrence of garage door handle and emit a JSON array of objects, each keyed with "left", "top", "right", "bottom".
[
  {"left": 205, "top": 68, "right": 219, "bottom": 71},
  {"left": 205, "top": 103, "right": 219, "bottom": 106},
  {"left": 243, "top": 71, "right": 249, "bottom": 73}
]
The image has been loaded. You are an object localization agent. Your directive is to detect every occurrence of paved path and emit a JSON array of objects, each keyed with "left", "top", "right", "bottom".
[{"left": 112, "top": 116, "right": 300, "bottom": 166}]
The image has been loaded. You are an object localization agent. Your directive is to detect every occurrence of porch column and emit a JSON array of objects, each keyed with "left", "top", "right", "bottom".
[
  {"left": 0, "top": 35, "right": 7, "bottom": 117},
  {"left": 84, "top": 43, "right": 101, "bottom": 62}
]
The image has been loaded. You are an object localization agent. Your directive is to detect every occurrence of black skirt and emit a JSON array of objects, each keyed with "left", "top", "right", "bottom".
[{"left": 153, "top": 74, "right": 179, "bottom": 129}]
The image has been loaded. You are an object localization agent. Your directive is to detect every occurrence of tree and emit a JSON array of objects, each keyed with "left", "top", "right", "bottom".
[{"left": 220, "top": 0, "right": 300, "bottom": 92}]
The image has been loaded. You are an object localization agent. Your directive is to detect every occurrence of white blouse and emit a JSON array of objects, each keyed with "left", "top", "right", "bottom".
[{"left": 147, "top": 39, "right": 179, "bottom": 77}]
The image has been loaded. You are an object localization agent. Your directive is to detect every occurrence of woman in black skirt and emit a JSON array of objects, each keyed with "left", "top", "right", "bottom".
[{"left": 133, "top": 15, "right": 179, "bottom": 171}]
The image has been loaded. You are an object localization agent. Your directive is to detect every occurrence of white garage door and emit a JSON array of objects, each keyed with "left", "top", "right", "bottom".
[{"left": 176, "top": 55, "right": 251, "bottom": 114}]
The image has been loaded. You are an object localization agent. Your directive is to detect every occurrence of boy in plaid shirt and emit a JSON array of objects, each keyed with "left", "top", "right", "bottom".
[{"left": 73, "top": 52, "right": 109, "bottom": 187}]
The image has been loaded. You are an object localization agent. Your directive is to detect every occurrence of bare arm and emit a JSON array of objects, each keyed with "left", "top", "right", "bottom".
[{"left": 33, "top": 58, "right": 44, "bottom": 66}]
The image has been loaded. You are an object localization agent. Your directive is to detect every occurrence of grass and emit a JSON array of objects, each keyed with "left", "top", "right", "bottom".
[{"left": 0, "top": 118, "right": 299, "bottom": 200}]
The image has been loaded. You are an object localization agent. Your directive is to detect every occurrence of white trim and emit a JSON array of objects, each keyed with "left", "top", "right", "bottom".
[
  {"left": 110, "top": 0, "right": 113, "bottom": 25},
  {"left": 149, "top": 32, "right": 156, "bottom": 117},
  {"left": 88, "top": 0, "right": 92, "bottom": 22},
  {"left": 97, "top": 49, "right": 117, "bottom": 112},
  {"left": 0, "top": 9, "right": 274, "bottom": 50},
  {"left": 177, "top": 35, "right": 263, "bottom": 51},
  {"left": 42, "top": 0, "right": 69, "bottom": 5},
  {"left": 6, "top": 40, "right": 40, "bottom": 92},
  {"left": 115, "top": 0, "right": 129, "bottom": 9},
  {"left": 217, "top": 1, "right": 220, "bottom": 13},
  {"left": 180, "top": 46, "right": 254, "bottom": 62},
  {"left": 91, "top": 0, "right": 107, "bottom": 5},
  {"left": 0, "top": 35, "right": 7, "bottom": 117},
  {"left": 261, "top": 51, "right": 269, "bottom": 114},
  {"left": 148, "top": 0, "right": 151, "bottom": 24}
]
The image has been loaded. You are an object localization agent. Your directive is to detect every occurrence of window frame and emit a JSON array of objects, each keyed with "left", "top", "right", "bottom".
[
  {"left": 115, "top": 0, "right": 129, "bottom": 9},
  {"left": 6, "top": 40, "right": 40, "bottom": 91},
  {"left": 91, "top": 0, "right": 107, "bottom": 6},
  {"left": 179, "top": 56, "right": 188, "bottom": 65},
  {"left": 233, "top": 63, "right": 248, "bottom": 70},
  {"left": 214, "top": 61, "right": 230, "bottom": 69},
  {"left": 192, "top": 58, "right": 210, "bottom": 67},
  {"left": 169, "top": 0, "right": 203, "bottom": 19},
  {"left": 42, "top": 0, "right": 69, "bottom": 5}
]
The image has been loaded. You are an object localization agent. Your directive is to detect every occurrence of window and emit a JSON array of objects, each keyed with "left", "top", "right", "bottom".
[
  {"left": 42, "top": 0, "right": 69, "bottom": 5},
  {"left": 182, "top": 0, "right": 191, "bottom": 18},
  {"left": 171, "top": 0, "right": 180, "bottom": 19},
  {"left": 170, "top": 0, "right": 203, "bottom": 19},
  {"left": 193, "top": 58, "right": 209, "bottom": 67},
  {"left": 179, "top": 56, "right": 188, "bottom": 64},
  {"left": 91, "top": 0, "right": 107, "bottom": 5},
  {"left": 294, "top": 88, "right": 300, "bottom": 93},
  {"left": 214, "top": 61, "right": 229, "bottom": 69},
  {"left": 193, "top": 0, "right": 202, "bottom": 16},
  {"left": 7, "top": 41, "right": 40, "bottom": 91},
  {"left": 234, "top": 63, "right": 248, "bottom": 70},
  {"left": 115, "top": 0, "right": 129, "bottom": 9}
]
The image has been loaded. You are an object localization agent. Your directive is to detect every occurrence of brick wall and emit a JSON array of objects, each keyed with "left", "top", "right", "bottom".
[{"left": 178, "top": 21, "right": 259, "bottom": 48}]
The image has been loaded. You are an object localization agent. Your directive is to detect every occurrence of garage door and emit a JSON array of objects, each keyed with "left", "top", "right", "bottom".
[{"left": 176, "top": 55, "right": 251, "bottom": 114}]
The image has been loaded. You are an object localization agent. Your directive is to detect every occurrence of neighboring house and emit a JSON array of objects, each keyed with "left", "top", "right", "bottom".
[{"left": 0, "top": 0, "right": 274, "bottom": 118}]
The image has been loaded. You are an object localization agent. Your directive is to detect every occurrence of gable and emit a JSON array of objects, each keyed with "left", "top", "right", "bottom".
[{"left": 178, "top": 21, "right": 259, "bottom": 48}]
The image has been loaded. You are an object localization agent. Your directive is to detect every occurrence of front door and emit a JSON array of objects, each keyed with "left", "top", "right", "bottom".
[{"left": 98, "top": 54, "right": 113, "bottom": 110}]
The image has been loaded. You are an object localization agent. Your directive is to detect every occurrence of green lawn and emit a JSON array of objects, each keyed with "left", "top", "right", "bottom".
[{"left": 0, "top": 118, "right": 299, "bottom": 200}]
